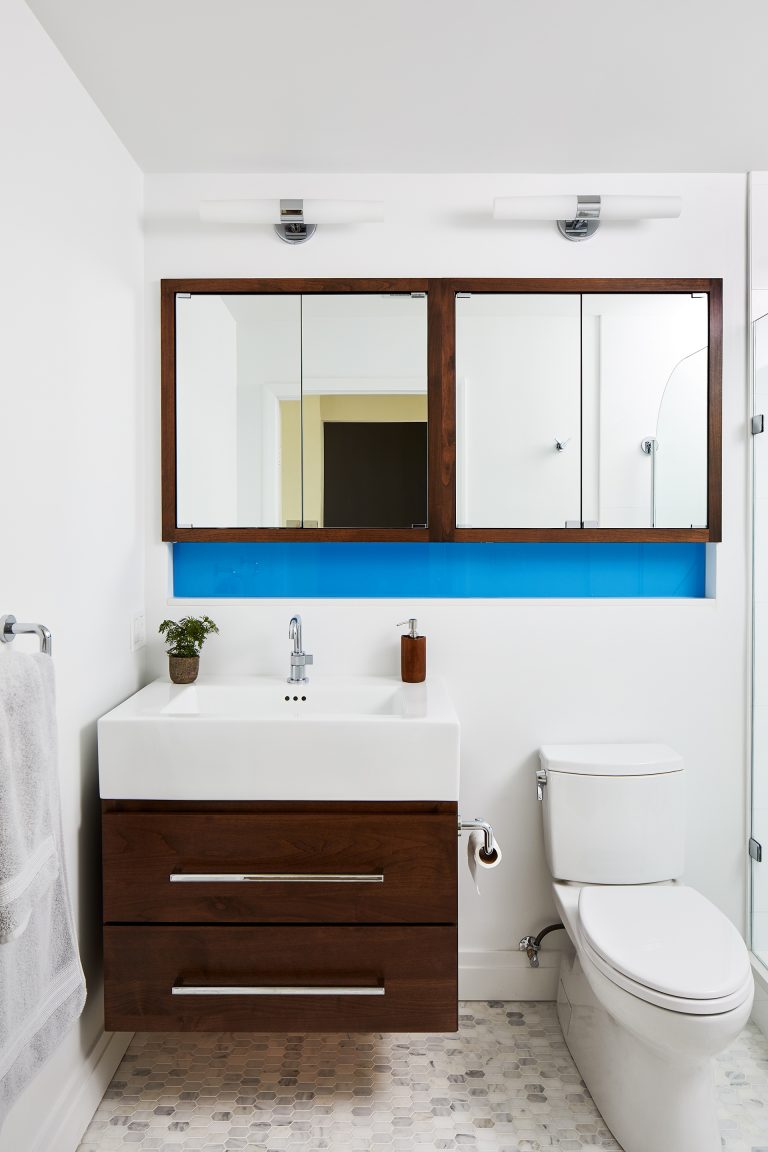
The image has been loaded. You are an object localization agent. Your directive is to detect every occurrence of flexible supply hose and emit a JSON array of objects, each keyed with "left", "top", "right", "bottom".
[{"left": 519, "top": 922, "right": 565, "bottom": 968}]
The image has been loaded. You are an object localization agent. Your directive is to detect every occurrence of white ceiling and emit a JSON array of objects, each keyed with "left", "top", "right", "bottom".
[{"left": 24, "top": 0, "right": 768, "bottom": 174}]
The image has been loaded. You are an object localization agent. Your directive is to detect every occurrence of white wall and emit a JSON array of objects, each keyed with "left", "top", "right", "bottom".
[
  {"left": 144, "top": 172, "right": 749, "bottom": 998},
  {"left": 0, "top": 0, "right": 144, "bottom": 1146}
]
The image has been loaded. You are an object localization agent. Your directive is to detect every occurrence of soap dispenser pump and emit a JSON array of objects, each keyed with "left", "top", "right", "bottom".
[{"left": 397, "top": 618, "right": 426, "bottom": 683}]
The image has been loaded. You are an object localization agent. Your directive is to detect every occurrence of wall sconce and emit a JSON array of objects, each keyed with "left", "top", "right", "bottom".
[
  {"left": 199, "top": 198, "right": 385, "bottom": 244},
  {"left": 492, "top": 195, "right": 682, "bottom": 242}
]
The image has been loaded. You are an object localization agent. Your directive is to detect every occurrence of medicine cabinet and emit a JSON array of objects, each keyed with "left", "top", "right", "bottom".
[{"left": 161, "top": 278, "right": 722, "bottom": 543}]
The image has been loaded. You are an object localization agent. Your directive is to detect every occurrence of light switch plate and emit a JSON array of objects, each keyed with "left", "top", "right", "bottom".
[{"left": 130, "top": 613, "right": 146, "bottom": 652}]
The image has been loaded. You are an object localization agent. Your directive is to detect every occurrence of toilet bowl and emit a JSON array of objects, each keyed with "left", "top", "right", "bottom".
[{"left": 537, "top": 745, "right": 754, "bottom": 1152}]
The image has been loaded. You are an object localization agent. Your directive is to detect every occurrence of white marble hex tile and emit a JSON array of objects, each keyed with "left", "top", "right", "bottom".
[{"left": 78, "top": 1002, "right": 768, "bottom": 1152}]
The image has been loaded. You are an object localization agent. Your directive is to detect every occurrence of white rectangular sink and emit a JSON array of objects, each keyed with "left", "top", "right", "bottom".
[
  {"left": 98, "top": 675, "right": 460, "bottom": 801},
  {"left": 160, "top": 679, "right": 405, "bottom": 718}
]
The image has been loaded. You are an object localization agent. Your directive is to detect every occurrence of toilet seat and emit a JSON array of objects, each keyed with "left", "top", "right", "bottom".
[
  {"left": 578, "top": 885, "right": 752, "bottom": 1016},
  {"left": 580, "top": 933, "right": 754, "bottom": 1015}
]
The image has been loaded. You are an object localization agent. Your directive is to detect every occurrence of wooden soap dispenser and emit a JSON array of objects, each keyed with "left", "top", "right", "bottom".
[{"left": 397, "top": 617, "right": 426, "bottom": 683}]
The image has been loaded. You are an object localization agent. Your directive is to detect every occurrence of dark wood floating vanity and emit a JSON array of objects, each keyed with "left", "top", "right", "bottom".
[{"left": 102, "top": 800, "right": 458, "bottom": 1032}]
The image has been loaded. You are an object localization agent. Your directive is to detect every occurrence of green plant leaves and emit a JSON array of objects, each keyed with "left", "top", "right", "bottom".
[{"left": 158, "top": 615, "right": 219, "bottom": 657}]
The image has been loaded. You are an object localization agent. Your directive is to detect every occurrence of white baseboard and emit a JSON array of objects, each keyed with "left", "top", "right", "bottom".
[
  {"left": 29, "top": 1030, "right": 133, "bottom": 1152},
  {"left": 751, "top": 954, "right": 768, "bottom": 1039},
  {"left": 459, "top": 948, "right": 562, "bottom": 1001}
]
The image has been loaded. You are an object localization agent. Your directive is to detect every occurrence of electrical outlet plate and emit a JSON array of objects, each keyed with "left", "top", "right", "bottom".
[{"left": 130, "top": 613, "right": 146, "bottom": 652}]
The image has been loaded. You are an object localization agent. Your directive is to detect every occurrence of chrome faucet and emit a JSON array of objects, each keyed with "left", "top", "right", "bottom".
[{"left": 288, "top": 614, "right": 313, "bottom": 684}]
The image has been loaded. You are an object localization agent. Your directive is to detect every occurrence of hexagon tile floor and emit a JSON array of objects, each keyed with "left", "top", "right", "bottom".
[{"left": 77, "top": 1002, "right": 768, "bottom": 1152}]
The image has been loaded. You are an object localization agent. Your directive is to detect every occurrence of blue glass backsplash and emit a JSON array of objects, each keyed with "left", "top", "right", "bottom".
[{"left": 173, "top": 543, "right": 706, "bottom": 599}]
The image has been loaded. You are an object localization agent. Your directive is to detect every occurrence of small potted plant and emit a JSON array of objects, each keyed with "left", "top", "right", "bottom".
[{"left": 159, "top": 615, "right": 219, "bottom": 684}]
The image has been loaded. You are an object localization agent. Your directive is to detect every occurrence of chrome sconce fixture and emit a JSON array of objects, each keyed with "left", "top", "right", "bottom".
[
  {"left": 199, "top": 198, "right": 385, "bottom": 244},
  {"left": 492, "top": 195, "right": 682, "bottom": 242}
]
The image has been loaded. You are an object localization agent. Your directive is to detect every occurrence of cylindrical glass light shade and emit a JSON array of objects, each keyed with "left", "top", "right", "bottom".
[
  {"left": 302, "top": 199, "right": 384, "bottom": 224},
  {"left": 493, "top": 195, "right": 682, "bottom": 222},
  {"left": 599, "top": 195, "right": 681, "bottom": 220},
  {"left": 493, "top": 196, "right": 578, "bottom": 221},
  {"left": 199, "top": 199, "right": 384, "bottom": 225},
  {"left": 199, "top": 199, "right": 281, "bottom": 224}
]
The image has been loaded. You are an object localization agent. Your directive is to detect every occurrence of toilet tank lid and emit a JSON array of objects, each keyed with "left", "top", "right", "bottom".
[{"left": 539, "top": 743, "right": 683, "bottom": 776}]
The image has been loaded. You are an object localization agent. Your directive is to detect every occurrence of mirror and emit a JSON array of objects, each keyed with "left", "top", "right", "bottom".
[
  {"left": 456, "top": 291, "right": 709, "bottom": 530},
  {"left": 297, "top": 294, "right": 427, "bottom": 529},
  {"left": 175, "top": 294, "right": 300, "bottom": 529},
  {"left": 164, "top": 278, "right": 720, "bottom": 542},
  {"left": 174, "top": 292, "right": 428, "bottom": 529},
  {"left": 455, "top": 294, "right": 582, "bottom": 528},
  {"left": 581, "top": 293, "right": 708, "bottom": 530}
]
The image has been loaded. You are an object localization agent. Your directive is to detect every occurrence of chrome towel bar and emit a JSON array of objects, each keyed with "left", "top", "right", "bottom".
[{"left": 0, "top": 614, "right": 52, "bottom": 656}]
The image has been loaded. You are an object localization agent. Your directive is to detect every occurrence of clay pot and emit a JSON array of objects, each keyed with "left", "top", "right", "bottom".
[{"left": 169, "top": 655, "right": 200, "bottom": 684}]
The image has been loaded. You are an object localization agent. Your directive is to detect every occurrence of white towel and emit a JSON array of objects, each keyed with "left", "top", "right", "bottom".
[
  {"left": 0, "top": 651, "right": 60, "bottom": 943},
  {"left": 0, "top": 651, "right": 86, "bottom": 1126}
]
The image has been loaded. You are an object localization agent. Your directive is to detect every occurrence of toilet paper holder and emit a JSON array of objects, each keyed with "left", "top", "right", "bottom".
[{"left": 459, "top": 817, "right": 499, "bottom": 863}]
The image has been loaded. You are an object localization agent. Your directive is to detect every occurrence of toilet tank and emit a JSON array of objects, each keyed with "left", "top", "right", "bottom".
[{"left": 538, "top": 744, "right": 685, "bottom": 884}]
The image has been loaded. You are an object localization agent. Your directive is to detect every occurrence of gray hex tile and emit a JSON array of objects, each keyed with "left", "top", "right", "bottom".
[{"left": 77, "top": 1003, "right": 767, "bottom": 1152}]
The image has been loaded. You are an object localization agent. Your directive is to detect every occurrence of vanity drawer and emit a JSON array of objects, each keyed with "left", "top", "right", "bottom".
[
  {"left": 104, "top": 924, "right": 457, "bottom": 1032},
  {"left": 102, "top": 808, "right": 457, "bottom": 925}
]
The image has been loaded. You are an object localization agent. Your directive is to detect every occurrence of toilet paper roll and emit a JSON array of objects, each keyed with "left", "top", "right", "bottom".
[{"left": 467, "top": 830, "right": 502, "bottom": 894}]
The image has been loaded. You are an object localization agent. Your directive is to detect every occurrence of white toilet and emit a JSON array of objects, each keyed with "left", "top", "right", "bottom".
[{"left": 537, "top": 744, "right": 753, "bottom": 1152}]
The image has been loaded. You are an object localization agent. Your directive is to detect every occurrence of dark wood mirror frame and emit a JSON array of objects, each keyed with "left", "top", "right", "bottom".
[{"left": 161, "top": 277, "right": 722, "bottom": 544}]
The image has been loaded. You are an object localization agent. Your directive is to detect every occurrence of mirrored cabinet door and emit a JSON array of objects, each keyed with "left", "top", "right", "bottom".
[
  {"left": 173, "top": 291, "right": 428, "bottom": 530},
  {"left": 175, "top": 294, "right": 301, "bottom": 529},
  {"left": 581, "top": 293, "right": 708, "bottom": 530},
  {"left": 164, "top": 279, "right": 720, "bottom": 542},
  {"left": 455, "top": 294, "right": 581, "bottom": 528},
  {"left": 300, "top": 294, "right": 428, "bottom": 528}
]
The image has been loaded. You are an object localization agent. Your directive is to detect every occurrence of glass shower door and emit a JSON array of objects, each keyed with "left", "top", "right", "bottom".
[{"left": 752, "top": 311, "right": 768, "bottom": 966}]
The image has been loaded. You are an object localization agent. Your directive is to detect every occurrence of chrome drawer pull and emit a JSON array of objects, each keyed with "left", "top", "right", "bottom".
[
  {"left": 171, "top": 984, "right": 385, "bottom": 997},
  {"left": 169, "top": 872, "right": 384, "bottom": 884}
]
